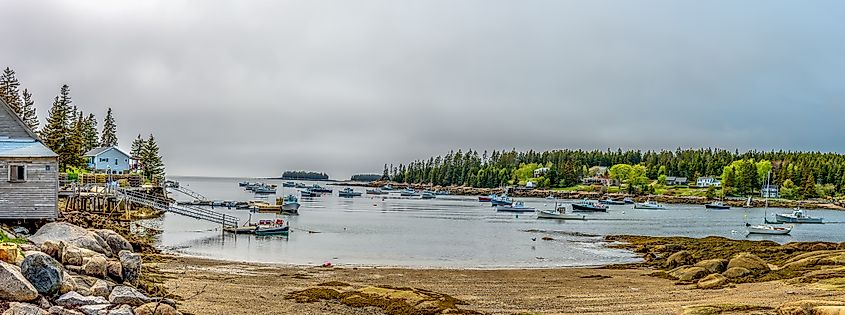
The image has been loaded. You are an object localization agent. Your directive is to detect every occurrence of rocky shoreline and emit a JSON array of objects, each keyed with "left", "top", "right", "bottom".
[
  {"left": 0, "top": 220, "right": 178, "bottom": 315},
  {"left": 332, "top": 181, "right": 845, "bottom": 210}
]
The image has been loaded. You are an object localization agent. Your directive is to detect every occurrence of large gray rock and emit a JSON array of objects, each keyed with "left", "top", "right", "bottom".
[
  {"left": 60, "top": 244, "right": 101, "bottom": 267},
  {"left": 40, "top": 241, "right": 61, "bottom": 261},
  {"left": 0, "top": 261, "right": 39, "bottom": 301},
  {"left": 59, "top": 271, "right": 76, "bottom": 294},
  {"left": 727, "top": 253, "right": 770, "bottom": 273},
  {"left": 29, "top": 223, "right": 112, "bottom": 257},
  {"left": 723, "top": 266, "right": 752, "bottom": 279},
  {"left": 118, "top": 251, "right": 141, "bottom": 285},
  {"left": 2, "top": 302, "right": 48, "bottom": 315},
  {"left": 94, "top": 230, "right": 132, "bottom": 255},
  {"left": 75, "top": 305, "right": 110, "bottom": 315},
  {"left": 81, "top": 255, "right": 107, "bottom": 279},
  {"left": 696, "top": 273, "right": 728, "bottom": 289},
  {"left": 55, "top": 292, "right": 109, "bottom": 308},
  {"left": 21, "top": 252, "right": 64, "bottom": 295},
  {"left": 90, "top": 279, "right": 112, "bottom": 298},
  {"left": 47, "top": 306, "right": 84, "bottom": 315},
  {"left": 106, "top": 260, "right": 123, "bottom": 283},
  {"left": 665, "top": 250, "right": 694, "bottom": 268},
  {"left": 694, "top": 259, "right": 728, "bottom": 274},
  {"left": 109, "top": 285, "right": 150, "bottom": 306},
  {"left": 107, "top": 305, "right": 134, "bottom": 315}
]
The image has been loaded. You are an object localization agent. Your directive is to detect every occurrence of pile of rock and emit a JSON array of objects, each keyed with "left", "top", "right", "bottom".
[
  {"left": 0, "top": 222, "right": 180, "bottom": 315},
  {"left": 653, "top": 250, "right": 773, "bottom": 289}
]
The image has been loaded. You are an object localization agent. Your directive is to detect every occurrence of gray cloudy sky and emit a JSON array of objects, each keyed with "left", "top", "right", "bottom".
[{"left": 1, "top": 1, "right": 843, "bottom": 178}]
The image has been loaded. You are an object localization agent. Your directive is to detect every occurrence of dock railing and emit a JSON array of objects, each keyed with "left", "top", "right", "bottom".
[{"left": 116, "top": 188, "right": 238, "bottom": 228}]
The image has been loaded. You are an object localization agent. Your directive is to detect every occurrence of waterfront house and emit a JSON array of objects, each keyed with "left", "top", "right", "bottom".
[
  {"left": 525, "top": 181, "right": 537, "bottom": 188},
  {"left": 665, "top": 176, "right": 688, "bottom": 186},
  {"left": 85, "top": 146, "right": 132, "bottom": 173},
  {"left": 696, "top": 176, "right": 721, "bottom": 187},
  {"left": 0, "top": 98, "right": 58, "bottom": 220},
  {"left": 533, "top": 167, "right": 549, "bottom": 177},
  {"left": 761, "top": 184, "right": 780, "bottom": 198}
]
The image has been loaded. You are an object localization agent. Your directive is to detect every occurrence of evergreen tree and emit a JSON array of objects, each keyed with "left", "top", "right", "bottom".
[
  {"left": 141, "top": 134, "right": 164, "bottom": 181},
  {"left": 82, "top": 113, "right": 98, "bottom": 151},
  {"left": 19, "top": 89, "right": 39, "bottom": 131},
  {"left": 41, "top": 85, "right": 73, "bottom": 170},
  {"left": 802, "top": 172, "right": 816, "bottom": 198},
  {"left": 100, "top": 107, "right": 118, "bottom": 147},
  {"left": 64, "top": 111, "right": 86, "bottom": 169},
  {"left": 0, "top": 67, "right": 22, "bottom": 114},
  {"left": 130, "top": 135, "right": 146, "bottom": 173}
]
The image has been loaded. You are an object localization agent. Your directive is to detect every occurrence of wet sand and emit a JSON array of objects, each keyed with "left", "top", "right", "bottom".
[{"left": 157, "top": 256, "right": 845, "bottom": 314}]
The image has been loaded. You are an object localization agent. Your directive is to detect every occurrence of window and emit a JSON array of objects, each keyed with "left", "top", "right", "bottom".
[
  {"left": 99, "top": 157, "right": 109, "bottom": 162},
  {"left": 46, "top": 165, "right": 51, "bottom": 171},
  {"left": 9, "top": 165, "right": 26, "bottom": 182},
  {"left": 115, "top": 159, "right": 118, "bottom": 165}
]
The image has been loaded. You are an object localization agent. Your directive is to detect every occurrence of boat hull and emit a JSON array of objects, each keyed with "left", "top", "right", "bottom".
[
  {"left": 282, "top": 203, "right": 300, "bottom": 212},
  {"left": 705, "top": 204, "right": 731, "bottom": 210},
  {"left": 774, "top": 214, "right": 823, "bottom": 224},
  {"left": 478, "top": 196, "right": 492, "bottom": 202},
  {"left": 571, "top": 204, "right": 607, "bottom": 212},
  {"left": 338, "top": 193, "right": 362, "bottom": 197},
  {"left": 536, "top": 210, "right": 585, "bottom": 220},
  {"left": 747, "top": 225, "right": 791, "bottom": 235},
  {"left": 633, "top": 204, "right": 664, "bottom": 210},
  {"left": 255, "top": 226, "right": 290, "bottom": 236},
  {"left": 599, "top": 200, "right": 625, "bottom": 205},
  {"left": 490, "top": 199, "right": 513, "bottom": 206}
]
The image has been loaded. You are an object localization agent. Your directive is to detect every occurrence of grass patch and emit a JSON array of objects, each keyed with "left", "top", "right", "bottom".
[{"left": 0, "top": 231, "right": 28, "bottom": 244}]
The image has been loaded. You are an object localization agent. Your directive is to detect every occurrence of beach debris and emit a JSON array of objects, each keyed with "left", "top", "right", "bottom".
[{"left": 321, "top": 261, "right": 333, "bottom": 268}]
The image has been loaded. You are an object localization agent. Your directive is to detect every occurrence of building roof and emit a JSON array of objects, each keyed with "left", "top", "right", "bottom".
[
  {"left": 84, "top": 146, "right": 131, "bottom": 158},
  {"left": 0, "top": 138, "right": 58, "bottom": 157}
]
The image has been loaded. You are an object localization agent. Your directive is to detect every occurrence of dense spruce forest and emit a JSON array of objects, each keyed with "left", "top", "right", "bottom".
[
  {"left": 351, "top": 174, "right": 382, "bottom": 182},
  {"left": 281, "top": 170, "right": 329, "bottom": 180},
  {"left": 382, "top": 149, "right": 845, "bottom": 198}
]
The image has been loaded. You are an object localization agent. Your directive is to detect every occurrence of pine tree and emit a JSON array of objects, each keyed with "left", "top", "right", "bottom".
[
  {"left": 141, "top": 134, "right": 164, "bottom": 181},
  {"left": 0, "top": 67, "right": 23, "bottom": 114},
  {"left": 41, "top": 85, "right": 73, "bottom": 170},
  {"left": 100, "top": 107, "right": 118, "bottom": 147},
  {"left": 130, "top": 135, "right": 146, "bottom": 172},
  {"left": 64, "top": 111, "right": 86, "bottom": 169},
  {"left": 82, "top": 113, "right": 98, "bottom": 151},
  {"left": 19, "top": 89, "right": 39, "bottom": 131}
]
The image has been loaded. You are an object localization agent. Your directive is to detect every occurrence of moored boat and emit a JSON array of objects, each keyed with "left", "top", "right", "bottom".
[
  {"left": 282, "top": 182, "right": 296, "bottom": 187},
  {"left": 490, "top": 195, "right": 513, "bottom": 206},
  {"left": 366, "top": 188, "right": 387, "bottom": 195},
  {"left": 705, "top": 202, "right": 731, "bottom": 210},
  {"left": 633, "top": 200, "right": 665, "bottom": 210},
  {"left": 478, "top": 194, "right": 494, "bottom": 202},
  {"left": 536, "top": 209, "right": 586, "bottom": 220},
  {"left": 300, "top": 189, "right": 320, "bottom": 197},
  {"left": 399, "top": 188, "right": 419, "bottom": 197},
  {"left": 421, "top": 191, "right": 436, "bottom": 199},
  {"left": 773, "top": 209, "right": 823, "bottom": 224},
  {"left": 338, "top": 187, "right": 363, "bottom": 197},
  {"left": 310, "top": 185, "right": 332, "bottom": 193},
  {"left": 279, "top": 195, "right": 301, "bottom": 213},
  {"left": 496, "top": 201, "right": 536, "bottom": 213},
  {"left": 746, "top": 223, "right": 792, "bottom": 235},
  {"left": 255, "top": 219, "right": 290, "bottom": 236},
  {"left": 253, "top": 185, "right": 276, "bottom": 194},
  {"left": 571, "top": 199, "right": 608, "bottom": 212},
  {"left": 249, "top": 201, "right": 282, "bottom": 213},
  {"left": 623, "top": 197, "right": 634, "bottom": 204},
  {"left": 295, "top": 182, "right": 308, "bottom": 188},
  {"left": 599, "top": 198, "right": 625, "bottom": 205}
]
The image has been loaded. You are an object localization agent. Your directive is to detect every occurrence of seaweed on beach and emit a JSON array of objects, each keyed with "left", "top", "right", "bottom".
[{"left": 286, "top": 285, "right": 483, "bottom": 315}]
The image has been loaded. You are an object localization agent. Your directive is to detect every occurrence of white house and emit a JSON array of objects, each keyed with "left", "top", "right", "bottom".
[
  {"left": 697, "top": 176, "right": 721, "bottom": 187},
  {"left": 761, "top": 184, "right": 780, "bottom": 198},
  {"left": 85, "top": 146, "right": 132, "bottom": 173},
  {"left": 526, "top": 181, "right": 537, "bottom": 188},
  {"left": 533, "top": 167, "right": 549, "bottom": 177}
]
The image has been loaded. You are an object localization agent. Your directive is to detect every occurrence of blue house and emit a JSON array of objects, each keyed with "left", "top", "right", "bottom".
[{"left": 85, "top": 146, "right": 132, "bottom": 173}]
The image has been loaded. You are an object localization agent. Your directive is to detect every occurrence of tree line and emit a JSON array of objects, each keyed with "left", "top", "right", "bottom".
[
  {"left": 382, "top": 148, "right": 845, "bottom": 198},
  {"left": 0, "top": 66, "right": 165, "bottom": 181},
  {"left": 281, "top": 171, "right": 329, "bottom": 180}
]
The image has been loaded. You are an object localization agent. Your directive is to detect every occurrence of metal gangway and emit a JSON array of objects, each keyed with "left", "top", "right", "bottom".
[
  {"left": 164, "top": 180, "right": 207, "bottom": 201},
  {"left": 116, "top": 188, "right": 238, "bottom": 228}
]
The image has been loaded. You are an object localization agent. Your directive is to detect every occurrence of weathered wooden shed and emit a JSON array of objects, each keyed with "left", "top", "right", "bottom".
[{"left": 0, "top": 97, "right": 58, "bottom": 220}]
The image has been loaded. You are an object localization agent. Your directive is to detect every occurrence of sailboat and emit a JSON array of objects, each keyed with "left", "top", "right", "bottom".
[{"left": 747, "top": 172, "right": 792, "bottom": 235}]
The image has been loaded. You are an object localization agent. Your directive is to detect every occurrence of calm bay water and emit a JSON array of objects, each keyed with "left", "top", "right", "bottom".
[{"left": 146, "top": 176, "right": 845, "bottom": 268}]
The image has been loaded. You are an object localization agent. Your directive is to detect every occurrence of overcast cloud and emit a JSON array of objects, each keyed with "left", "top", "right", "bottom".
[{"left": 1, "top": 0, "right": 843, "bottom": 178}]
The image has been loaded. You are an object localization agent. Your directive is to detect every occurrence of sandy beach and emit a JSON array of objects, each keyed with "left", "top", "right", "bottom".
[{"left": 156, "top": 256, "right": 845, "bottom": 314}]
